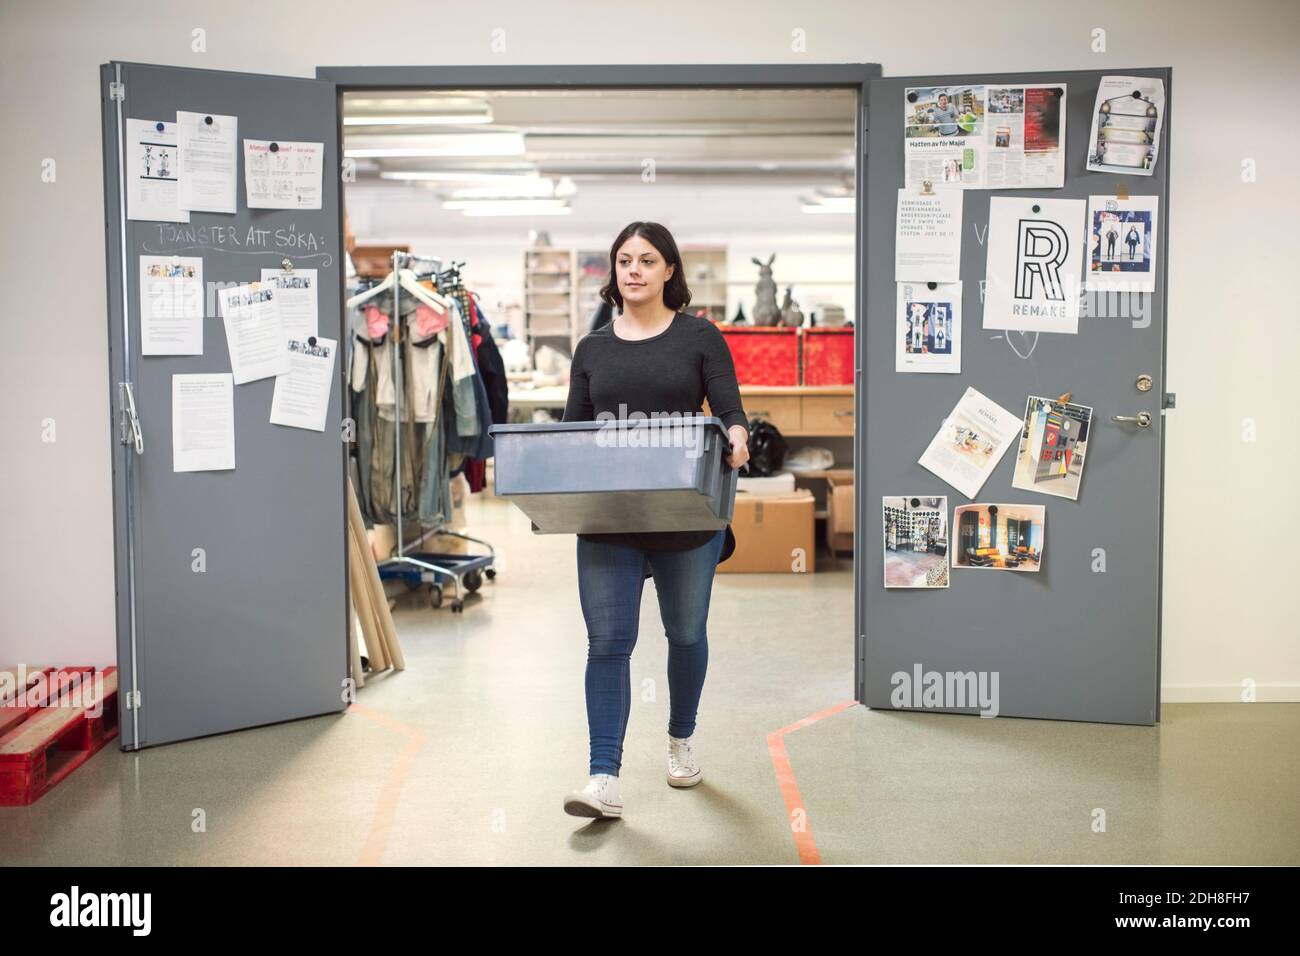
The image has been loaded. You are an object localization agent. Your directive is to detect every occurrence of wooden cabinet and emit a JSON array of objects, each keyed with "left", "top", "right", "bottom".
[
  {"left": 706, "top": 386, "right": 854, "bottom": 436},
  {"left": 800, "top": 394, "right": 855, "bottom": 435},
  {"left": 733, "top": 395, "right": 802, "bottom": 434}
]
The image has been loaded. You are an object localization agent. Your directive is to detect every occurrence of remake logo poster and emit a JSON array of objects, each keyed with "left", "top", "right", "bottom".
[{"left": 983, "top": 197, "right": 1085, "bottom": 334}]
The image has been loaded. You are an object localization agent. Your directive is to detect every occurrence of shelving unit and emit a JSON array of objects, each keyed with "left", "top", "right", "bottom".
[
  {"left": 521, "top": 244, "right": 730, "bottom": 357},
  {"left": 523, "top": 247, "right": 575, "bottom": 361},
  {"left": 681, "top": 245, "right": 727, "bottom": 322}
]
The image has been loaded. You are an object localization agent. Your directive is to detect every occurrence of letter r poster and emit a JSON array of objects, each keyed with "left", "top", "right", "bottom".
[{"left": 983, "top": 196, "right": 1086, "bottom": 334}]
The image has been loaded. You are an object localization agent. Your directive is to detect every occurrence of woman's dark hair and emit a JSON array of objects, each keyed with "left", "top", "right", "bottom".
[{"left": 599, "top": 221, "right": 692, "bottom": 313}]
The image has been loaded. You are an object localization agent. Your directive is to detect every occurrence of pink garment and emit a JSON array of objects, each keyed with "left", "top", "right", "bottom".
[
  {"left": 413, "top": 303, "right": 449, "bottom": 339},
  {"left": 365, "top": 305, "right": 389, "bottom": 339}
]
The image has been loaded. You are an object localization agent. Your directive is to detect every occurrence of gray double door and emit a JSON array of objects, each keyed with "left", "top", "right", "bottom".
[
  {"left": 101, "top": 62, "right": 1171, "bottom": 749},
  {"left": 856, "top": 68, "right": 1172, "bottom": 725},
  {"left": 102, "top": 62, "right": 347, "bottom": 749}
]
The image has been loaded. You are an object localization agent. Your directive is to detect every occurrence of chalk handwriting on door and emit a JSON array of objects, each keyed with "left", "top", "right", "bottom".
[
  {"left": 973, "top": 222, "right": 989, "bottom": 245},
  {"left": 989, "top": 330, "right": 1040, "bottom": 360},
  {"left": 144, "top": 223, "right": 334, "bottom": 267}
]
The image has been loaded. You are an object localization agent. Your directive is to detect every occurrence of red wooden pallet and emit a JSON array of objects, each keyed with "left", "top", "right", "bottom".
[
  {"left": 0, "top": 667, "right": 96, "bottom": 737},
  {"left": 0, "top": 667, "right": 118, "bottom": 806}
]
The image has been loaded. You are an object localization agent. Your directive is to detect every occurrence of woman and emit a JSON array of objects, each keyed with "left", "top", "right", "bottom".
[{"left": 560, "top": 221, "right": 750, "bottom": 820}]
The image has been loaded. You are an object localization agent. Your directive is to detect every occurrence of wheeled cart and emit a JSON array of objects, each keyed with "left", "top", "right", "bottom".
[{"left": 377, "top": 530, "right": 497, "bottom": 613}]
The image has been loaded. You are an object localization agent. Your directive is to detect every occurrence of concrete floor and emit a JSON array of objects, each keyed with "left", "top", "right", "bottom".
[{"left": 4, "top": 492, "right": 1298, "bottom": 866}]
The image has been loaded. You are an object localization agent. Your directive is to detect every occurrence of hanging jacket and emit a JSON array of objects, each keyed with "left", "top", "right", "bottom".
[{"left": 468, "top": 297, "right": 510, "bottom": 427}]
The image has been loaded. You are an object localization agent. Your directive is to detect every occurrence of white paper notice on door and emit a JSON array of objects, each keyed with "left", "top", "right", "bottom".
[
  {"left": 895, "top": 187, "right": 962, "bottom": 282},
  {"left": 1086, "top": 195, "right": 1158, "bottom": 293},
  {"left": 270, "top": 336, "right": 336, "bottom": 432},
  {"left": 983, "top": 197, "right": 1086, "bottom": 334},
  {"left": 173, "top": 373, "right": 235, "bottom": 472},
  {"left": 1086, "top": 75, "right": 1165, "bottom": 176},
  {"left": 126, "top": 119, "right": 189, "bottom": 223},
  {"left": 244, "top": 140, "right": 324, "bottom": 209},
  {"left": 904, "top": 84, "right": 1066, "bottom": 190},
  {"left": 177, "top": 111, "right": 238, "bottom": 214},
  {"left": 259, "top": 267, "right": 318, "bottom": 340},
  {"left": 217, "top": 283, "right": 289, "bottom": 384},
  {"left": 896, "top": 281, "right": 962, "bottom": 374},
  {"left": 917, "top": 387, "right": 1020, "bottom": 499},
  {"left": 140, "top": 255, "right": 204, "bottom": 355}
]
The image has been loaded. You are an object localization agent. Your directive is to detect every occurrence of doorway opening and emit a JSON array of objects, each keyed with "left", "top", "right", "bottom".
[{"left": 328, "top": 71, "right": 867, "bottom": 635}]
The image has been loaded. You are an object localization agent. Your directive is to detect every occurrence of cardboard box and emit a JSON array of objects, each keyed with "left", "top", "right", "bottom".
[
  {"left": 718, "top": 489, "right": 815, "bottom": 573},
  {"left": 824, "top": 472, "right": 854, "bottom": 557}
]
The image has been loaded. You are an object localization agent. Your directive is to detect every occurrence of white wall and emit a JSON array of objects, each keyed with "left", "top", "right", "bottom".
[{"left": 2, "top": 0, "right": 1297, "bottom": 699}]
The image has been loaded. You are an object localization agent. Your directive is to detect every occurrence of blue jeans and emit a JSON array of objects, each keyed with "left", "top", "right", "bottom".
[{"left": 576, "top": 529, "right": 726, "bottom": 776}]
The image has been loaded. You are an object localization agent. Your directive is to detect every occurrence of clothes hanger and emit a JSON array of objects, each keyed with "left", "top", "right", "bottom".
[
  {"left": 397, "top": 268, "right": 451, "bottom": 314},
  {"left": 345, "top": 269, "right": 396, "bottom": 309}
]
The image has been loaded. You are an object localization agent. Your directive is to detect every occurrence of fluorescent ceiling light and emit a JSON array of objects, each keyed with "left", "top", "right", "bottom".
[
  {"left": 344, "top": 113, "right": 494, "bottom": 126},
  {"left": 799, "top": 191, "right": 855, "bottom": 214},
  {"left": 379, "top": 170, "right": 540, "bottom": 183},
  {"left": 801, "top": 203, "right": 854, "bottom": 214},
  {"left": 461, "top": 206, "right": 573, "bottom": 217},
  {"left": 345, "top": 96, "right": 485, "bottom": 110},
  {"left": 345, "top": 133, "right": 525, "bottom": 158},
  {"left": 442, "top": 199, "right": 568, "bottom": 211},
  {"left": 451, "top": 180, "right": 561, "bottom": 199}
]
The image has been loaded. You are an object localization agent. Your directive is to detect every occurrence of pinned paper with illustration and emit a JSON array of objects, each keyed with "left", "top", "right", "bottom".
[
  {"left": 983, "top": 197, "right": 1085, "bottom": 334},
  {"left": 883, "top": 496, "right": 950, "bottom": 589},
  {"left": 897, "top": 281, "right": 962, "bottom": 374},
  {"left": 1086, "top": 195, "right": 1158, "bottom": 292},
  {"left": 951, "top": 503, "right": 1045, "bottom": 572},
  {"left": 1011, "top": 395, "right": 1094, "bottom": 501}
]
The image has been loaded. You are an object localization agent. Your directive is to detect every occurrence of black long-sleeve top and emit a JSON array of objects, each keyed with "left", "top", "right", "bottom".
[{"left": 563, "top": 311, "right": 747, "bottom": 552}]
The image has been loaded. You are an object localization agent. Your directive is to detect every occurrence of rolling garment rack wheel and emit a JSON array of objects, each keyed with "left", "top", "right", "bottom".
[
  {"left": 485, "top": 567, "right": 496, "bottom": 580},
  {"left": 464, "top": 569, "right": 483, "bottom": 593},
  {"left": 429, "top": 583, "right": 443, "bottom": 609},
  {"left": 450, "top": 598, "right": 464, "bottom": 613}
]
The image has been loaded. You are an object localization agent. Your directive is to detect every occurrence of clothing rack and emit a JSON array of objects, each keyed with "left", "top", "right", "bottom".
[{"left": 376, "top": 249, "right": 496, "bottom": 612}]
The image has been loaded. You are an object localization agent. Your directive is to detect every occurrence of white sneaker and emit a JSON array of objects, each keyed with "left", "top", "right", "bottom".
[
  {"left": 563, "top": 773, "right": 623, "bottom": 819},
  {"left": 667, "top": 735, "right": 702, "bottom": 788}
]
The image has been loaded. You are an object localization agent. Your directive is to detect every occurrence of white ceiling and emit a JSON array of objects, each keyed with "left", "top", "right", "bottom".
[{"left": 342, "top": 88, "right": 857, "bottom": 243}]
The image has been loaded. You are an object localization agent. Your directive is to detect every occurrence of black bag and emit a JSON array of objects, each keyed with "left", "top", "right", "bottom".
[{"left": 741, "top": 417, "right": 788, "bottom": 478}]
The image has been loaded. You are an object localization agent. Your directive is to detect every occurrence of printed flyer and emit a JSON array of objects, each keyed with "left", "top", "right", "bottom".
[
  {"left": 896, "top": 281, "right": 962, "bottom": 374},
  {"left": 904, "top": 83, "right": 1065, "bottom": 190},
  {"left": 917, "top": 387, "right": 1020, "bottom": 499},
  {"left": 1086, "top": 195, "right": 1159, "bottom": 292},
  {"left": 1086, "top": 75, "right": 1165, "bottom": 176}
]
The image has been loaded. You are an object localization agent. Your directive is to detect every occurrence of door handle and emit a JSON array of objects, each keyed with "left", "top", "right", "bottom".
[
  {"left": 1111, "top": 411, "right": 1152, "bottom": 428},
  {"left": 119, "top": 381, "right": 144, "bottom": 453}
]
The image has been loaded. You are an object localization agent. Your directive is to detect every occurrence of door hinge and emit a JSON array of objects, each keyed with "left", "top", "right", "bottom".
[
  {"left": 109, "top": 81, "right": 125, "bottom": 101},
  {"left": 1162, "top": 392, "right": 1176, "bottom": 410},
  {"left": 125, "top": 690, "right": 142, "bottom": 710},
  {"left": 118, "top": 381, "right": 143, "bottom": 453}
]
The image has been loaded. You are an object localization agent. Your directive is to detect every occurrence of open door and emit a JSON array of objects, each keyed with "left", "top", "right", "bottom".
[
  {"left": 100, "top": 61, "right": 347, "bottom": 749},
  {"left": 856, "top": 68, "right": 1172, "bottom": 724}
]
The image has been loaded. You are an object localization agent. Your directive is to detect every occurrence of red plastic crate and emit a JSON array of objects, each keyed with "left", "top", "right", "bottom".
[
  {"left": 801, "top": 327, "right": 854, "bottom": 386},
  {"left": 718, "top": 326, "right": 799, "bottom": 386}
]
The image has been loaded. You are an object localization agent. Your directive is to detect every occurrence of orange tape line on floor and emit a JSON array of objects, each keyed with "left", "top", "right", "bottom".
[
  {"left": 767, "top": 699, "right": 859, "bottom": 865},
  {"left": 349, "top": 702, "right": 427, "bottom": 866}
]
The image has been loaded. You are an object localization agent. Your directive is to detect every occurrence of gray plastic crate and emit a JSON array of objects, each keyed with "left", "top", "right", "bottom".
[{"left": 488, "top": 417, "right": 738, "bottom": 534}]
